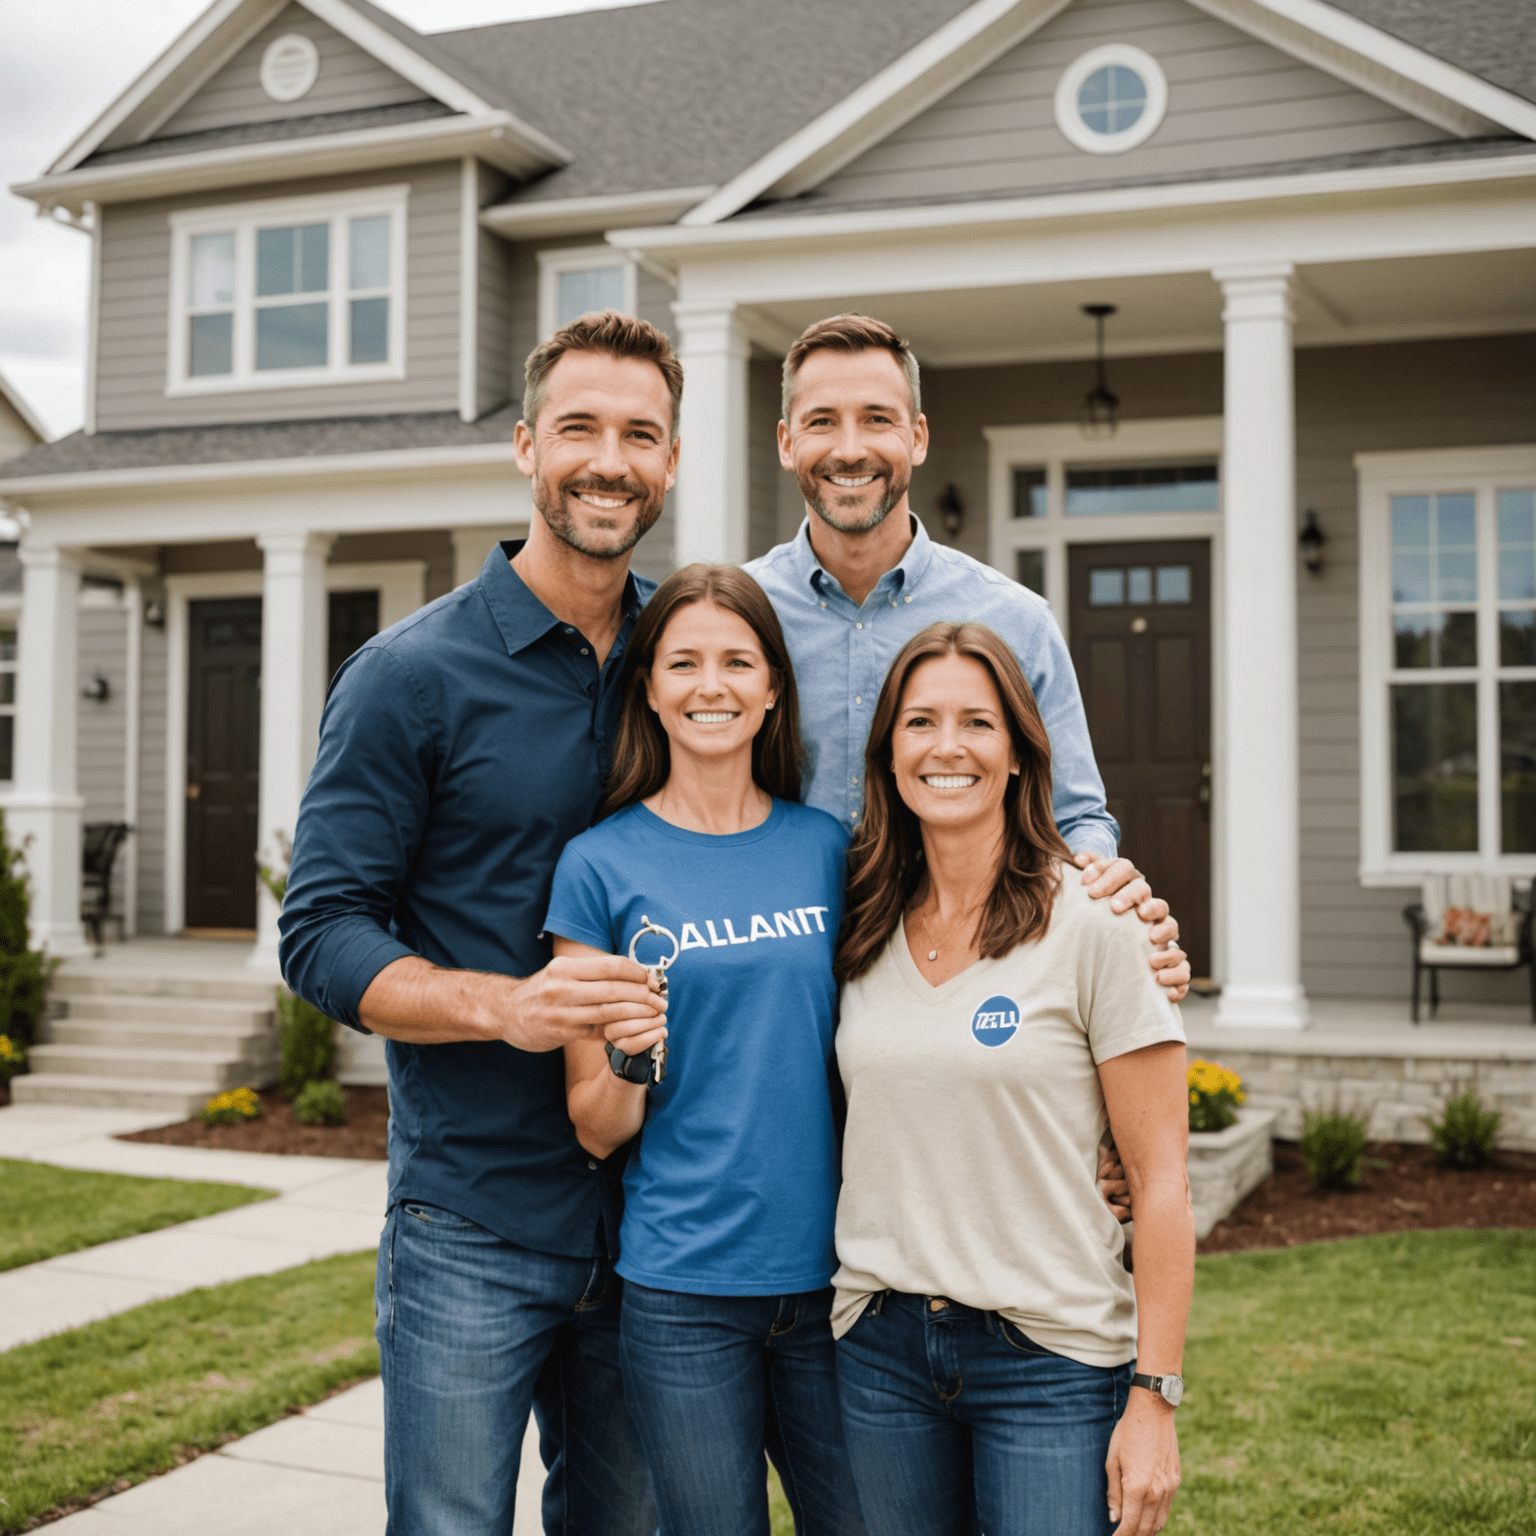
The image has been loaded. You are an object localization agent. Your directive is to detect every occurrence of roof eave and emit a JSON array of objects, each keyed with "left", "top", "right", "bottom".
[{"left": 479, "top": 184, "right": 717, "bottom": 239}]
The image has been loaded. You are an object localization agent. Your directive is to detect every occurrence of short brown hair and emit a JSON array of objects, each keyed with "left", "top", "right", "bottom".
[
  {"left": 523, "top": 310, "right": 684, "bottom": 441},
  {"left": 781, "top": 313, "right": 921, "bottom": 423},
  {"left": 834, "top": 622, "right": 1071, "bottom": 982},
  {"left": 600, "top": 565, "right": 805, "bottom": 818}
]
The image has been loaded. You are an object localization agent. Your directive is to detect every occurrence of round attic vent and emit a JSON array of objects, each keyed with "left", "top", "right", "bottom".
[
  {"left": 260, "top": 33, "right": 320, "bottom": 103},
  {"left": 1054, "top": 44, "right": 1168, "bottom": 155}
]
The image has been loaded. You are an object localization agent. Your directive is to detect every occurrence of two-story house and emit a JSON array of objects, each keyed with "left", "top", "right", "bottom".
[{"left": 0, "top": 0, "right": 1532, "bottom": 1040}]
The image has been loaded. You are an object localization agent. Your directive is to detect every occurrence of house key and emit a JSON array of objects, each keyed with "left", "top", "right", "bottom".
[{"left": 606, "top": 914, "right": 677, "bottom": 1085}]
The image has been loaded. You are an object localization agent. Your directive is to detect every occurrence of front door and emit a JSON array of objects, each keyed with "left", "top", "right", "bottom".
[
  {"left": 185, "top": 597, "right": 262, "bottom": 931},
  {"left": 1067, "top": 541, "right": 1212, "bottom": 976}
]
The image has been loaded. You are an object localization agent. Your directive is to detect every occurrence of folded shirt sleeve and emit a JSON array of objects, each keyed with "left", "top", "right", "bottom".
[{"left": 278, "top": 646, "right": 436, "bottom": 1032}]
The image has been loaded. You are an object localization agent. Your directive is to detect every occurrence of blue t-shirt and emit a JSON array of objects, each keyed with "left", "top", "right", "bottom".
[{"left": 544, "top": 798, "right": 848, "bottom": 1297}]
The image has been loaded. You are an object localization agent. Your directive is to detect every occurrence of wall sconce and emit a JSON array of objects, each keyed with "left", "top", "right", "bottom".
[
  {"left": 82, "top": 673, "right": 111, "bottom": 703},
  {"left": 143, "top": 599, "right": 165, "bottom": 628},
  {"left": 1299, "top": 509, "right": 1326, "bottom": 575},
  {"left": 938, "top": 484, "right": 964, "bottom": 539},
  {"left": 1079, "top": 303, "right": 1119, "bottom": 439}
]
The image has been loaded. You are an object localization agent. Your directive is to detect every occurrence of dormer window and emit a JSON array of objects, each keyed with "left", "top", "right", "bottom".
[{"left": 168, "top": 186, "right": 407, "bottom": 395}]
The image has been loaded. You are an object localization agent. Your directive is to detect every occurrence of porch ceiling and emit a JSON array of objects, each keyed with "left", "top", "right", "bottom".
[{"left": 749, "top": 249, "right": 1536, "bottom": 369}]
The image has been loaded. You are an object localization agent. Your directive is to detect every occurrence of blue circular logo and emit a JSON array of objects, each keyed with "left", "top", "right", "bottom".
[{"left": 971, "top": 995, "right": 1020, "bottom": 1047}]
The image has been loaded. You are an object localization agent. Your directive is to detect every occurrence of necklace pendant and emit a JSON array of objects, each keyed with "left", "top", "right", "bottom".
[{"left": 927, "top": 949, "right": 938, "bottom": 961}]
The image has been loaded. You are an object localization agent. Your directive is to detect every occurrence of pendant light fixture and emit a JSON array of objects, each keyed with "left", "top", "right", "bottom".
[{"left": 1080, "top": 302, "right": 1119, "bottom": 439}]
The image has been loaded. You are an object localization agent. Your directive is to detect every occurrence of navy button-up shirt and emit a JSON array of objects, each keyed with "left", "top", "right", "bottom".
[
  {"left": 746, "top": 516, "right": 1118, "bottom": 858},
  {"left": 278, "top": 542, "right": 652, "bottom": 1258}
]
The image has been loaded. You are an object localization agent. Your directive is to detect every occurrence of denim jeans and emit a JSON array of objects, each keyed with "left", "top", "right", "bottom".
[
  {"left": 619, "top": 1281, "right": 868, "bottom": 1536},
  {"left": 375, "top": 1201, "right": 657, "bottom": 1536},
  {"left": 835, "top": 1292, "right": 1132, "bottom": 1536}
]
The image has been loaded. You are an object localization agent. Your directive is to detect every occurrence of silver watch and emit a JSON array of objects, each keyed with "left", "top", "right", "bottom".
[{"left": 1130, "top": 1371, "right": 1184, "bottom": 1408}]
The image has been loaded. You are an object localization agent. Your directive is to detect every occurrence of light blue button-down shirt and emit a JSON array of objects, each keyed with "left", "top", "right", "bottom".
[{"left": 745, "top": 516, "right": 1119, "bottom": 859}]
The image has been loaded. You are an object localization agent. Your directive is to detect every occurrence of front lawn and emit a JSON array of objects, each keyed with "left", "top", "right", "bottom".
[{"left": 1, "top": 1157, "right": 271, "bottom": 1272}]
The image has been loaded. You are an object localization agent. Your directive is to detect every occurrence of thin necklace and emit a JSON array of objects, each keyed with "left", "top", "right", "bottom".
[{"left": 915, "top": 893, "right": 983, "bottom": 963}]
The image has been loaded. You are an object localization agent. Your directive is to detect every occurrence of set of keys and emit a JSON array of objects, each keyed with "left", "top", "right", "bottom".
[{"left": 604, "top": 914, "right": 676, "bottom": 1086}]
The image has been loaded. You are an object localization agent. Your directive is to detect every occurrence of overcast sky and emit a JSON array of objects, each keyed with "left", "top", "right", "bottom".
[{"left": 0, "top": 0, "right": 655, "bottom": 439}]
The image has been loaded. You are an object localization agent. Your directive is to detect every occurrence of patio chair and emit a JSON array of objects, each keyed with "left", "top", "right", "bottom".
[
  {"left": 1401, "top": 873, "right": 1536, "bottom": 1024},
  {"left": 81, "top": 821, "right": 132, "bottom": 947}
]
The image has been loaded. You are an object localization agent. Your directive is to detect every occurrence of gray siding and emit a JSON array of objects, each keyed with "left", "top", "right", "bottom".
[
  {"left": 817, "top": 0, "right": 1451, "bottom": 208},
  {"left": 76, "top": 597, "right": 133, "bottom": 925},
  {"left": 477, "top": 166, "right": 514, "bottom": 418},
  {"left": 95, "top": 163, "right": 461, "bottom": 431},
  {"left": 0, "top": 399, "right": 39, "bottom": 461},
  {"left": 157, "top": 4, "right": 427, "bottom": 139}
]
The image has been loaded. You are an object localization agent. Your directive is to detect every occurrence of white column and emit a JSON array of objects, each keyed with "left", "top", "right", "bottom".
[
  {"left": 9, "top": 544, "right": 90, "bottom": 956},
  {"left": 250, "top": 532, "right": 334, "bottom": 972},
  {"left": 121, "top": 577, "right": 142, "bottom": 938},
  {"left": 672, "top": 301, "right": 750, "bottom": 567},
  {"left": 1212, "top": 264, "right": 1309, "bottom": 1029}
]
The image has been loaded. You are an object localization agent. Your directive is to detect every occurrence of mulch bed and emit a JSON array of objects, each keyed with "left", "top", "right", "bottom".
[
  {"left": 117, "top": 1086, "right": 389, "bottom": 1161},
  {"left": 1199, "top": 1139, "right": 1536, "bottom": 1253}
]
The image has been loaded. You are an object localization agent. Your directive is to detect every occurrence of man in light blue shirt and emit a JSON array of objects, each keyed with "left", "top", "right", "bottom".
[{"left": 745, "top": 314, "right": 1188, "bottom": 996}]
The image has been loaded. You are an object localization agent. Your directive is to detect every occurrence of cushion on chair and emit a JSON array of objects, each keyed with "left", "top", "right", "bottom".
[{"left": 1419, "top": 940, "right": 1521, "bottom": 966}]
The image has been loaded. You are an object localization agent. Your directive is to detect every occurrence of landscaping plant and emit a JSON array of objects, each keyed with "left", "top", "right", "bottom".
[
  {"left": 1187, "top": 1058, "right": 1245, "bottom": 1133},
  {"left": 1300, "top": 1107, "right": 1370, "bottom": 1189},
  {"left": 0, "top": 1033, "right": 25, "bottom": 1084},
  {"left": 1427, "top": 1088, "right": 1502, "bottom": 1169},
  {"left": 200, "top": 1087, "right": 263, "bottom": 1127},
  {"left": 0, "top": 814, "right": 56, "bottom": 1050},
  {"left": 293, "top": 1078, "right": 348, "bottom": 1127},
  {"left": 278, "top": 991, "right": 337, "bottom": 1097}
]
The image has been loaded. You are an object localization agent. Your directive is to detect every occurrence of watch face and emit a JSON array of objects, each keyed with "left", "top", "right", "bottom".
[{"left": 1161, "top": 1375, "right": 1185, "bottom": 1408}]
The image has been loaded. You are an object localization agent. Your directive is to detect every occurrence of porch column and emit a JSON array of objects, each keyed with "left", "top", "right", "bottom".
[
  {"left": 672, "top": 301, "right": 750, "bottom": 566},
  {"left": 249, "top": 531, "right": 334, "bottom": 972},
  {"left": 10, "top": 545, "right": 90, "bottom": 956},
  {"left": 1213, "top": 264, "right": 1309, "bottom": 1029}
]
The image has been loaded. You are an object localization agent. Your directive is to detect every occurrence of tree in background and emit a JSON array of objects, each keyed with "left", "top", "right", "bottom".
[{"left": 0, "top": 814, "right": 57, "bottom": 1054}]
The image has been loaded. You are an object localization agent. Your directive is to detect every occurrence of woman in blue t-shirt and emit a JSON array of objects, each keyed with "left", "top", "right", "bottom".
[{"left": 544, "top": 563, "right": 865, "bottom": 1536}]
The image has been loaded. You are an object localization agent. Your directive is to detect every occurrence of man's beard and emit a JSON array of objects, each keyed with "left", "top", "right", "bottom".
[
  {"left": 533, "top": 472, "right": 665, "bottom": 560},
  {"left": 799, "top": 457, "right": 910, "bottom": 535}
]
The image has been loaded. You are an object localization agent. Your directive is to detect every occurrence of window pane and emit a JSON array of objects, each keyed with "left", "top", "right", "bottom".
[
  {"left": 256, "top": 302, "right": 328, "bottom": 369},
  {"left": 1015, "top": 549, "right": 1045, "bottom": 597},
  {"left": 1127, "top": 566, "right": 1151, "bottom": 604},
  {"left": 1065, "top": 463, "right": 1218, "bottom": 516},
  {"left": 188, "top": 232, "right": 234, "bottom": 307},
  {"left": 0, "top": 715, "right": 11, "bottom": 783},
  {"left": 1393, "top": 611, "right": 1477, "bottom": 669},
  {"left": 0, "top": 674, "right": 13, "bottom": 706},
  {"left": 556, "top": 266, "right": 625, "bottom": 328},
  {"left": 1498, "top": 488, "right": 1536, "bottom": 601},
  {"left": 1089, "top": 568, "right": 1124, "bottom": 607},
  {"left": 1501, "top": 610, "right": 1536, "bottom": 667},
  {"left": 349, "top": 215, "right": 390, "bottom": 291},
  {"left": 189, "top": 312, "right": 233, "bottom": 376},
  {"left": 1391, "top": 682, "right": 1478, "bottom": 852},
  {"left": 1502, "top": 680, "right": 1536, "bottom": 853},
  {"left": 0, "top": 628, "right": 15, "bottom": 663},
  {"left": 1012, "top": 468, "right": 1046, "bottom": 519},
  {"left": 1392, "top": 492, "right": 1478, "bottom": 603},
  {"left": 1155, "top": 564, "right": 1191, "bottom": 604},
  {"left": 256, "top": 223, "right": 329, "bottom": 297},
  {"left": 1077, "top": 64, "right": 1147, "bottom": 135},
  {"left": 349, "top": 297, "right": 389, "bottom": 364}
]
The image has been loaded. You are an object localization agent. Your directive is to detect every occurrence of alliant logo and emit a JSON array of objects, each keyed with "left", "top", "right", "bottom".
[{"left": 970, "top": 994, "right": 1020, "bottom": 1048}]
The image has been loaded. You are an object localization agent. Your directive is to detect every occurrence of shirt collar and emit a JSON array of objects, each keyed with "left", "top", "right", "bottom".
[
  {"left": 795, "top": 512, "right": 937, "bottom": 600},
  {"left": 481, "top": 539, "right": 642, "bottom": 658}
]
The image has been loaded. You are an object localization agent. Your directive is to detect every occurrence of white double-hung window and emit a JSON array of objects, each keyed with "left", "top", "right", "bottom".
[
  {"left": 168, "top": 186, "right": 407, "bottom": 394},
  {"left": 537, "top": 246, "right": 637, "bottom": 339},
  {"left": 1358, "top": 446, "right": 1536, "bottom": 880}
]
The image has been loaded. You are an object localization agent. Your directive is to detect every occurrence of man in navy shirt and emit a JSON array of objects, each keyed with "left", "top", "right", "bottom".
[{"left": 279, "top": 313, "right": 677, "bottom": 1535}]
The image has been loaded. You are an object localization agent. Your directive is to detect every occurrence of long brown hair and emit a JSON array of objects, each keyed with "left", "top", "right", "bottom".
[
  {"left": 600, "top": 564, "right": 805, "bottom": 818},
  {"left": 835, "top": 622, "right": 1071, "bottom": 981}
]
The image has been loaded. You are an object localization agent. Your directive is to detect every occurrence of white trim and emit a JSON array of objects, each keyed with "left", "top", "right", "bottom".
[
  {"left": 82, "top": 203, "right": 101, "bottom": 437},
  {"left": 259, "top": 31, "right": 319, "bottom": 103},
  {"left": 480, "top": 185, "right": 716, "bottom": 239},
  {"left": 458, "top": 156, "right": 477, "bottom": 424},
  {"left": 121, "top": 577, "right": 141, "bottom": 938},
  {"left": 1356, "top": 444, "right": 1536, "bottom": 886},
  {"left": 1053, "top": 45, "right": 1169, "bottom": 156},
  {"left": 166, "top": 184, "right": 408, "bottom": 397},
  {"left": 536, "top": 245, "right": 638, "bottom": 340}
]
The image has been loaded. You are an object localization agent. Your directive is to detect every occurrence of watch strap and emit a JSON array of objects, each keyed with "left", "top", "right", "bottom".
[{"left": 1130, "top": 1372, "right": 1183, "bottom": 1406}]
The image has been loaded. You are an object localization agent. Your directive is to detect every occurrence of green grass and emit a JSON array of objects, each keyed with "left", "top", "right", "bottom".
[
  {"left": 0, "top": 1250, "right": 378, "bottom": 1531},
  {"left": 1, "top": 1157, "right": 271, "bottom": 1272}
]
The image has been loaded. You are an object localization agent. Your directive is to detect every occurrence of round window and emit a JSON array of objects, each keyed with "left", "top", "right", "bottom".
[{"left": 1054, "top": 45, "right": 1167, "bottom": 155}]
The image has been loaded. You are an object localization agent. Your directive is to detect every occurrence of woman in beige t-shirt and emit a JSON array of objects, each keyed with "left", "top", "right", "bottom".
[{"left": 831, "top": 621, "right": 1193, "bottom": 1536}]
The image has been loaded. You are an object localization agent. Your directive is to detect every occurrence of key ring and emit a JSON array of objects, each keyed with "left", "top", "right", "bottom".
[{"left": 627, "top": 914, "right": 679, "bottom": 975}]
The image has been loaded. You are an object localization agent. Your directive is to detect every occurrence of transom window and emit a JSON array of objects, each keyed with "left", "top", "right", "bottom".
[
  {"left": 537, "top": 246, "right": 638, "bottom": 339},
  {"left": 169, "top": 187, "right": 407, "bottom": 395},
  {"left": 1054, "top": 44, "right": 1168, "bottom": 156}
]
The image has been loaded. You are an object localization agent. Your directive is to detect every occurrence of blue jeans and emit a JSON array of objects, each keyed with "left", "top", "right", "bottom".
[
  {"left": 375, "top": 1201, "right": 656, "bottom": 1536},
  {"left": 619, "top": 1281, "right": 868, "bottom": 1536},
  {"left": 835, "top": 1292, "right": 1132, "bottom": 1536}
]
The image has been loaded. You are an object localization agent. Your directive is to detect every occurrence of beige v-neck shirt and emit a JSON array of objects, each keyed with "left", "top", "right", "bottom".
[{"left": 830, "top": 873, "right": 1184, "bottom": 1367}]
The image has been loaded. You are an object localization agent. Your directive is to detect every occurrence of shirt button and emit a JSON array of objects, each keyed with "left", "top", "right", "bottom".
[
  {"left": 820, "top": 601, "right": 827, "bottom": 609},
  {"left": 855, "top": 695, "right": 862, "bottom": 704},
  {"left": 580, "top": 647, "right": 590, "bottom": 656},
  {"left": 564, "top": 625, "right": 575, "bottom": 633},
  {"left": 904, "top": 595, "right": 914, "bottom": 603},
  {"left": 852, "top": 776, "right": 859, "bottom": 785},
  {"left": 855, "top": 621, "right": 863, "bottom": 630},
  {"left": 587, "top": 1158, "right": 598, "bottom": 1171}
]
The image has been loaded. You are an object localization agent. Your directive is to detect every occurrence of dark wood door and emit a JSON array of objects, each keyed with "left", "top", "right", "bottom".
[
  {"left": 1068, "top": 541, "right": 1212, "bottom": 977},
  {"left": 185, "top": 597, "right": 262, "bottom": 931}
]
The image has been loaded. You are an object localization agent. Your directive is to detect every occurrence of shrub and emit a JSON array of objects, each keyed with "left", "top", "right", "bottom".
[
  {"left": 201, "top": 1086, "right": 263, "bottom": 1127},
  {"left": 0, "top": 1032, "right": 26, "bottom": 1083},
  {"left": 0, "top": 817, "right": 57, "bottom": 1049},
  {"left": 278, "top": 991, "right": 337, "bottom": 1098},
  {"left": 1428, "top": 1089, "right": 1501, "bottom": 1169},
  {"left": 1301, "top": 1109, "right": 1370, "bottom": 1189},
  {"left": 293, "top": 1078, "right": 348, "bottom": 1127},
  {"left": 1188, "top": 1058, "right": 1246, "bottom": 1133}
]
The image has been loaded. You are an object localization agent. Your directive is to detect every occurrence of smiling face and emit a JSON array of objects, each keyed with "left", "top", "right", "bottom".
[
  {"left": 645, "top": 600, "right": 778, "bottom": 767},
  {"left": 891, "top": 652, "right": 1020, "bottom": 835},
  {"left": 513, "top": 349, "right": 680, "bottom": 560},
  {"left": 778, "top": 347, "right": 928, "bottom": 535}
]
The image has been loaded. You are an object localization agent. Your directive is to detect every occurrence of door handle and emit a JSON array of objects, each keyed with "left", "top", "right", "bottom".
[
  {"left": 1198, "top": 762, "right": 1211, "bottom": 822},
  {"left": 186, "top": 783, "right": 201, "bottom": 801}
]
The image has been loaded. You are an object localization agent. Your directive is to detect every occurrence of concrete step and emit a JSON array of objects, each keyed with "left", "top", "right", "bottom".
[
  {"left": 52, "top": 970, "right": 279, "bottom": 1004},
  {"left": 27, "top": 1042, "right": 270, "bottom": 1089},
  {"left": 11, "top": 1072, "right": 210, "bottom": 1117},
  {"left": 47, "top": 1016, "right": 276, "bottom": 1055},
  {"left": 61, "top": 993, "right": 275, "bottom": 1028}
]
